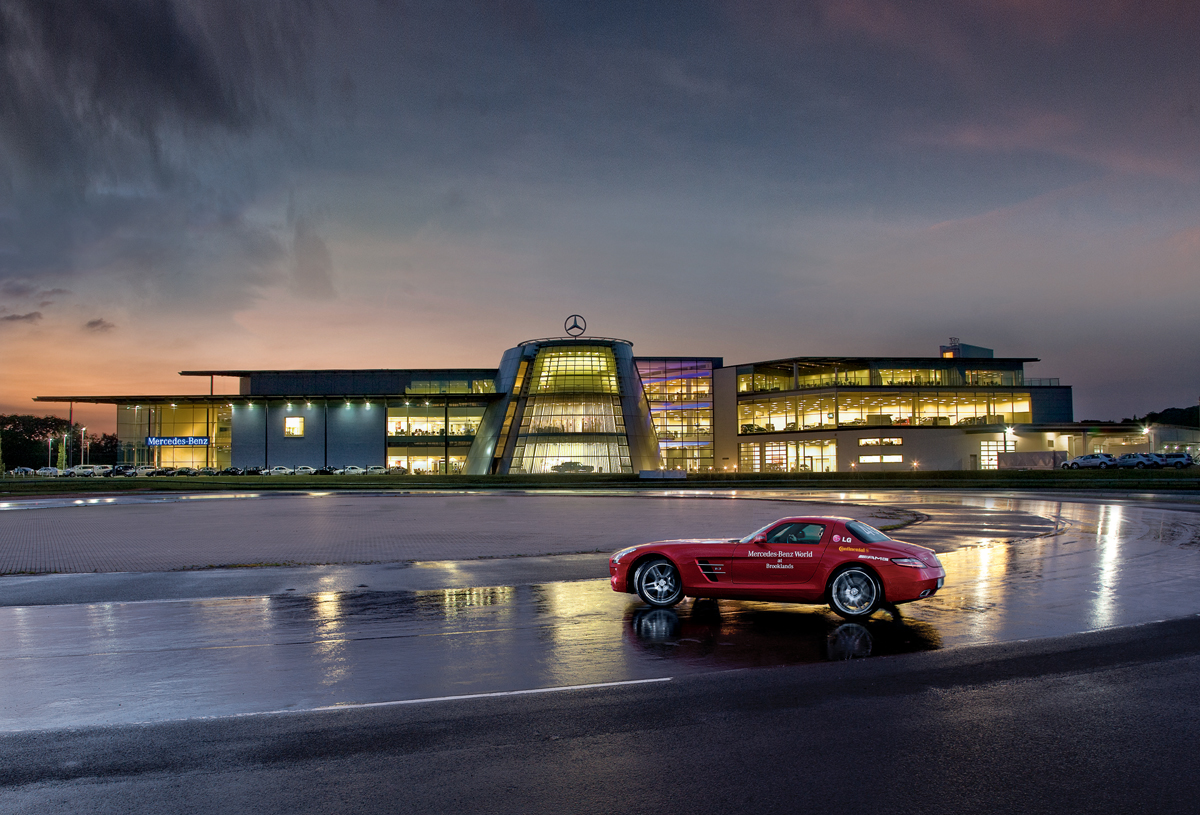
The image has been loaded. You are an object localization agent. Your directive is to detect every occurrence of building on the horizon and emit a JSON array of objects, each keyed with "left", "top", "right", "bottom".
[{"left": 33, "top": 332, "right": 1200, "bottom": 472}]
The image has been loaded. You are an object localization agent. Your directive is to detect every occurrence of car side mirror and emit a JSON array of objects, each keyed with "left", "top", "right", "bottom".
[{"left": 752, "top": 534, "right": 767, "bottom": 545}]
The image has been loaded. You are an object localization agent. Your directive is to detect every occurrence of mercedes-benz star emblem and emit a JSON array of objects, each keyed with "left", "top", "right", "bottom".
[{"left": 564, "top": 315, "right": 586, "bottom": 336}]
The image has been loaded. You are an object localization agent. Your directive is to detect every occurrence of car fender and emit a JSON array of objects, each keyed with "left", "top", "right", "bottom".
[
  {"left": 822, "top": 559, "right": 886, "bottom": 603},
  {"left": 624, "top": 551, "right": 681, "bottom": 594}
]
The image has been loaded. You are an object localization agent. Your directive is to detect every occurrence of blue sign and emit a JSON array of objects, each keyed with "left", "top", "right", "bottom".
[{"left": 146, "top": 436, "right": 210, "bottom": 447}]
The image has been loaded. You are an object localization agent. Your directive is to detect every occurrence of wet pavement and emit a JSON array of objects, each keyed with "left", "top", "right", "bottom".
[{"left": 0, "top": 489, "right": 1198, "bottom": 731}]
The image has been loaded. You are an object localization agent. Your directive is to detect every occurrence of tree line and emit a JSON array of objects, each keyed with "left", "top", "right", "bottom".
[{"left": 1, "top": 414, "right": 119, "bottom": 471}]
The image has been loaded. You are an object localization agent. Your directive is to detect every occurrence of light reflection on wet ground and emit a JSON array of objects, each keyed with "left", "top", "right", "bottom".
[{"left": 1, "top": 490, "right": 1199, "bottom": 730}]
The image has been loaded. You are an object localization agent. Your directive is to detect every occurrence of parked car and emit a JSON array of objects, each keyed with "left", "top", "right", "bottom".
[
  {"left": 103, "top": 464, "right": 136, "bottom": 477},
  {"left": 134, "top": 465, "right": 159, "bottom": 476},
  {"left": 243, "top": 466, "right": 265, "bottom": 475},
  {"left": 1062, "top": 453, "right": 1119, "bottom": 469},
  {"left": 7, "top": 466, "right": 35, "bottom": 477},
  {"left": 170, "top": 467, "right": 201, "bottom": 477},
  {"left": 36, "top": 466, "right": 61, "bottom": 477},
  {"left": 218, "top": 467, "right": 245, "bottom": 476},
  {"left": 341, "top": 465, "right": 366, "bottom": 476},
  {"left": 314, "top": 466, "right": 340, "bottom": 475},
  {"left": 366, "top": 465, "right": 387, "bottom": 475},
  {"left": 294, "top": 465, "right": 317, "bottom": 475},
  {"left": 1162, "top": 453, "right": 1195, "bottom": 469},
  {"left": 63, "top": 465, "right": 101, "bottom": 477},
  {"left": 267, "top": 466, "right": 295, "bottom": 476},
  {"left": 196, "top": 467, "right": 221, "bottom": 476},
  {"left": 1116, "top": 453, "right": 1159, "bottom": 469},
  {"left": 550, "top": 461, "right": 594, "bottom": 473},
  {"left": 388, "top": 466, "right": 408, "bottom": 475}
]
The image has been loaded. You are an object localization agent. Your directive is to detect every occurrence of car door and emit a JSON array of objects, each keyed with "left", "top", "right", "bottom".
[{"left": 731, "top": 521, "right": 830, "bottom": 585}]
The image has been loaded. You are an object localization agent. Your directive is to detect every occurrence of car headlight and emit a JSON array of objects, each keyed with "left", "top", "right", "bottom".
[
  {"left": 611, "top": 547, "right": 638, "bottom": 564},
  {"left": 890, "top": 557, "right": 927, "bottom": 568}
]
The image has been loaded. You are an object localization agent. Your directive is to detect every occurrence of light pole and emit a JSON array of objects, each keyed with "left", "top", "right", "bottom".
[
  {"left": 47, "top": 437, "right": 52, "bottom": 468},
  {"left": 81, "top": 427, "right": 87, "bottom": 465}
]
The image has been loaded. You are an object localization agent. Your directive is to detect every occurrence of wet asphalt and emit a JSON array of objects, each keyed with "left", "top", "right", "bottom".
[{"left": 1, "top": 489, "right": 1199, "bottom": 812}]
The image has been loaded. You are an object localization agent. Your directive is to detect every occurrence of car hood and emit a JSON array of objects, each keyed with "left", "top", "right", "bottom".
[{"left": 868, "top": 538, "right": 940, "bottom": 564}]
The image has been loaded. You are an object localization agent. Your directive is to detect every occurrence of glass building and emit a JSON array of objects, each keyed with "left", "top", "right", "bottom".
[{"left": 42, "top": 334, "right": 1142, "bottom": 473}]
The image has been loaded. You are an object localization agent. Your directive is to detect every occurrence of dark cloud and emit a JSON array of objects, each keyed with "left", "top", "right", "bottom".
[
  {"left": 1, "top": 311, "right": 41, "bottom": 323},
  {"left": 290, "top": 216, "right": 336, "bottom": 300},
  {"left": 0, "top": 0, "right": 320, "bottom": 300},
  {"left": 0, "top": 280, "right": 36, "bottom": 297},
  {"left": 84, "top": 318, "right": 116, "bottom": 332}
]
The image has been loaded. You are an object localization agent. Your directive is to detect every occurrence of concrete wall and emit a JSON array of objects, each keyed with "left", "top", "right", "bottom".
[
  {"left": 231, "top": 403, "right": 267, "bottom": 469},
  {"left": 326, "top": 401, "right": 387, "bottom": 467},
  {"left": 712, "top": 367, "right": 740, "bottom": 472},
  {"left": 1030, "top": 387, "right": 1073, "bottom": 423}
]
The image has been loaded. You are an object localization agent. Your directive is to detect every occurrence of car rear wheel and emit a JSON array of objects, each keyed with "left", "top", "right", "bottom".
[
  {"left": 829, "top": 567, "right": 881, "bottom": 619},
  {"left": 1070, "top": 462, "right": 1080, "bottom": 469},
  {"left": 634, "top": 558, "right": 683, "bottom": 608},
  {"left": 1098, "top": 463, "right": 1108, "bottom": 469}
]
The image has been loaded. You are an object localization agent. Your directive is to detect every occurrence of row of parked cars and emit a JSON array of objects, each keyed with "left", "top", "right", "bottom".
[
  {"left": 5, "top": 464, "right": 406, "bottom": 477},
  {"left": 1062, "top": 452, "right": 1196, "bottom": 469}
]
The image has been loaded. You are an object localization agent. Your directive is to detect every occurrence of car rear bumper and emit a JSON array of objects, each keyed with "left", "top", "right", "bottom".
[{"left": 887, "top": 566, "right": 946, "bottom": 603}]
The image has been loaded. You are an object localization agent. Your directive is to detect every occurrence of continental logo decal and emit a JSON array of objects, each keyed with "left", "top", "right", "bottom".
[{"left": 838, "top": 545, "right": 868, "bottom": 553}]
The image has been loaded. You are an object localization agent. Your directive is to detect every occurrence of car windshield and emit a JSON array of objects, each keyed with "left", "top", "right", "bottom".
[
  {"left": 739, "top": 522, "right": 778, "bottom": 544},
  {"left": 845, "top": 520, "right": 892, "bottom": 543}
]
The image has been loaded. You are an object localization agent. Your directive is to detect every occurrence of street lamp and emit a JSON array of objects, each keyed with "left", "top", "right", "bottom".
[
  {"left": 47, "top": 437, "right": 52, "bottom": 468},
  {"left": 81, "top": 427, "right": 87, "bottom": 465}
]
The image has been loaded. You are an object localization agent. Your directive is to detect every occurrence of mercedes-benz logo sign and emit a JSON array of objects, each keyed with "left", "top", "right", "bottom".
[{"left": 564, "top": 315, "right": 586, "bottom": 336}]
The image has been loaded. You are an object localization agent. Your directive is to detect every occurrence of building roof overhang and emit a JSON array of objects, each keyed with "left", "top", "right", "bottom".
[
  {"left": 35, "top": 393, "right": 507, "bottom": 405},
  {"left": 727, "top": 356, "right": 1039, "bottom": 369}
]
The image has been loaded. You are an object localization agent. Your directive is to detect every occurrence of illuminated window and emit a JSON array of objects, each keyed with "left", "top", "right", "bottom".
[
  {"left": 858, "top": 455, "right": 881, "bottom": 464},
  {"left": 858, "top": 454, "right": 904, "bottom": 464},
  {"left": 859, "top": 437, "right": 903, "bottom": 447},
  {"left": 284, "top": 417, "right": 304, "bottom": 437}
]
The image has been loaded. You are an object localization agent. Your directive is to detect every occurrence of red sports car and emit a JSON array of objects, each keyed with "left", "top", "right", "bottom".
[{"left": 608, "top": 516, "right": 945, "bottom": 618}]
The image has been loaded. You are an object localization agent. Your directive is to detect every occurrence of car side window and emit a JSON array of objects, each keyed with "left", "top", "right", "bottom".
[
  {"left": 766, "top": 523, "right": 827, "bottom": 544},
  {"left": 764, "top": 523, "right": 798, "bottom": 543}
]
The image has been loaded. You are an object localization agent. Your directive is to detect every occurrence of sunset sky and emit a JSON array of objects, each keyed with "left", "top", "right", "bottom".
[{"left": 2, "top": 0, "right": 1198, "bottom": 433}]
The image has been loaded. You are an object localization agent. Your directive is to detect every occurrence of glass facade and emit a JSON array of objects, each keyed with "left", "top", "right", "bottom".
[
  {"left": 386, "top": 399, "right": 487, "bottom": 474},
  {"left": 738, "top": 440, "right": 838, "bottom": 473},
  {"left": 739, "top": 391, "right": 1032, "bottom": 433},
  {"left": 636, "top": 358, "right": 715, "bottom": 472},
  {"left": 117, "top": 402, "right": 231, "bottom": 468},
  {"left": 736, "top": 360, "right": 1024, "bottom": 394},
  {"left": 509, "top": 345, "right": 633, "bottom": 474},
  {"left": 979, "top": 439, "right": 1017, "bottom": 469}
]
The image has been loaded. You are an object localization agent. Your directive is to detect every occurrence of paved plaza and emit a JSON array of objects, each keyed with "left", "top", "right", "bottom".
[{"left": 0, "top": 491, "right": 913, "bottom": 575}]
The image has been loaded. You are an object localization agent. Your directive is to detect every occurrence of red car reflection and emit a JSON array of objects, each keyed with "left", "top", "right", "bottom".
[{"left": 608, "top": 516, "right": 945, "bottom": 619}]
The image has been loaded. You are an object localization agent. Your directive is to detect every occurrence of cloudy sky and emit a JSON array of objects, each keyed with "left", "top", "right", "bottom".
[{"left": 2, "top": 0, "right": 1198, "bottom": 430}]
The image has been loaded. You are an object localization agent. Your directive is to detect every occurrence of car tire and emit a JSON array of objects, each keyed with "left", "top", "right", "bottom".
[
  {"left": 633, "top": 557, "right": 684, "bottom": 608},
  {"left": 1135, "top": 462, "right": 1144, "bottom": 469},
  {"left": 1176, "top": 462, "right": 1186, "bottom": 469},
  {"left": 1070, "top": 462, "right": 1080, "bottom": 469},
  {"left": 1098, "top": 463, "right": 1108, "bottom": 469},
  {"left": 828, "top": 566, "right": 882, "bottom": 619}
]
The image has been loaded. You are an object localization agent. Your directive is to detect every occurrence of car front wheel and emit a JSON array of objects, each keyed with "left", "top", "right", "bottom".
[
  {"left": 1098, "top": 462, "right": 1108, "bottom": 469},
  {"left": 829, "top": 567, "right": 882, "bottom": 619},
  {"left": 1070, "top": 462, "right": 1080, "bottom": 469},
  {"left": 634, "top": 558, "right": 683, "bottom": 608}
]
